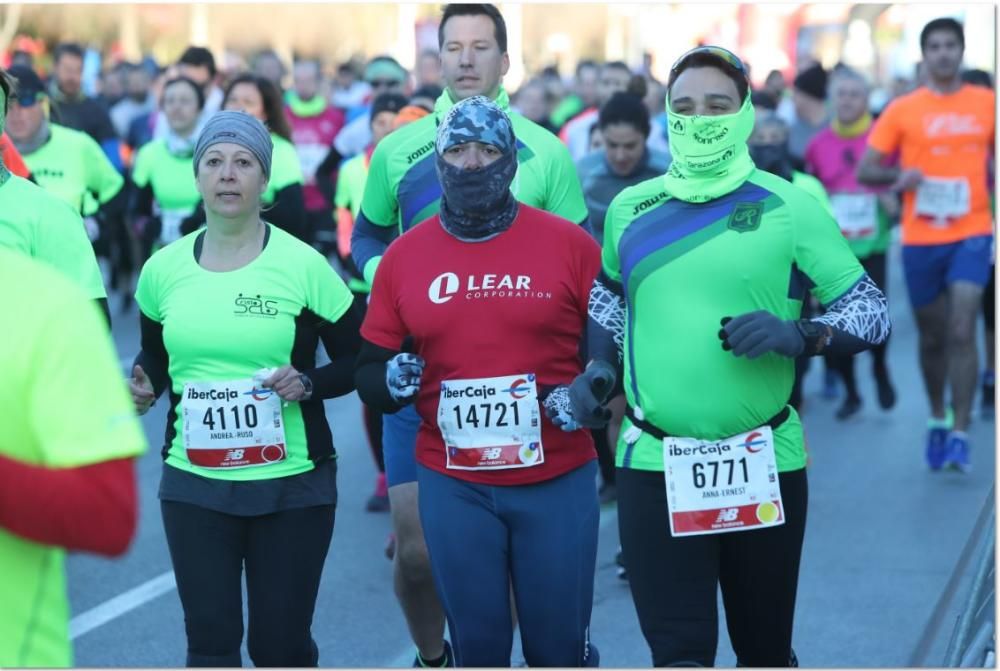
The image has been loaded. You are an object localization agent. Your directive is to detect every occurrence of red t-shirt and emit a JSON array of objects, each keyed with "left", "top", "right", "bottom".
[{"left": 362, "top": 205, "right": 601, "bottom": 485}]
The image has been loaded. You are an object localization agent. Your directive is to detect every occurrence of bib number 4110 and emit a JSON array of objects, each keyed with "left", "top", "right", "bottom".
[{"left": 202, "top": 404, "right": 259, "bottom": 432}]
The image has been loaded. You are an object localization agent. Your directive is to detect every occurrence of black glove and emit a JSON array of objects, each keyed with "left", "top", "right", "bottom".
[
  {"left": 568, "top": 360, "right": 617, "bottom": 429},
  {"left": 719, "top": 311, "right": 804, "bottom": 359}
]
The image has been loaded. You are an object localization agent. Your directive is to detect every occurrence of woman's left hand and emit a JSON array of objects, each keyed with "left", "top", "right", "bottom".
[{"left": 263, "top": 365, "right": 308, "bottom": 401}]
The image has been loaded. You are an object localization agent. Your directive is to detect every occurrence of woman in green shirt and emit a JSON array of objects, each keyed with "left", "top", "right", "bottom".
[{"left": 129, "top": 76, "right": 204, "bottom": 262}]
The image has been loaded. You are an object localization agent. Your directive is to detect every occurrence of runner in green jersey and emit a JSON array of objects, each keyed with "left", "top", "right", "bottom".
[
  {"left": 562, "top": 47, "right": 890, "bottom": 667},
  {"left": 129, "top": 112, "right": 361, "bottom": 666},
  {"left": 0, "top": 249, "right": 146, "bottom": 668},
  {"left": 6, "top": 65, "right": 125, "bottom": 249},
  {"left": 0, "top": 68, "right": 108, "bottom": 319},
  {"left": 349, "top": 6, "right": 588, "bottom": 667},
  {"left": 129, "top": 76, "right": 204, "bottom": 260}
]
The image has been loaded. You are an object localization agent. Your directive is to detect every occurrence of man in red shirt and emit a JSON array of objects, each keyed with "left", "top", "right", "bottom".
[{"left": 355, "top": 96, "right": 603, "bottom": 667}]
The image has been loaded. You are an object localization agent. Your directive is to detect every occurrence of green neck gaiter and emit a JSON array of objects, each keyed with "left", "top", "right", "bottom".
[
  {"left": 0, "top": 88, "right": 9, "bottom": 188},
  {"left": 286, "top": 92, "right": 327, "bottom": 118},
  {"left": 663, "top": 93, "right": 756, "bottom": 203}
]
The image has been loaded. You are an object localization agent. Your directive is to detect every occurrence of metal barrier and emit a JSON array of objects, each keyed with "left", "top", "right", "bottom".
[{"left": 943, "top": 487, "right": 996, "bottom": 668}]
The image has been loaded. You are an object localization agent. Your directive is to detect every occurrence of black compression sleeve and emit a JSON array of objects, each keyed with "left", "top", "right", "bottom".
[
  {"left": 180, "top": 201, "right": 206, "bottom": 236},
  {"left": 128, "top": 181, "right": 155, "bottom": 220},
  {"left": 587, "top": 271, "right": 625, "bottom": 370},
  {"left": 264, "top": 183, "right": 308, "bottom": 241},
  {"left": 314, "top": 145, "right": 343, "bottom": 205},
  {"left": 135, "top": 312, "right": 170, "bottom": 398},
  {"left": 304, "top": 301, "right": 364, "bottom": 399},
  {"left": 355, "top": 338, "right": 404, "bottom": 413},
  {"left": 96, "top": 298, "right": 111, "bottom": 329}
]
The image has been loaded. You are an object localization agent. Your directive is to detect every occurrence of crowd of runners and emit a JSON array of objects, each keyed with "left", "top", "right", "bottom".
[{"left": 1, "top": 5, "right": 994, "bottom": 668}]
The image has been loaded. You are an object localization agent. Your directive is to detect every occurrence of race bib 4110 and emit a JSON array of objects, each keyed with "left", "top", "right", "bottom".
[{"left": 182, "top": 378, "right": 286, "bottom": 469}]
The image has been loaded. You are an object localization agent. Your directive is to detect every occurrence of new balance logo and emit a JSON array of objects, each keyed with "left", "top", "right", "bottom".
[
  {"left": 715, "top": 508, "right": 739, "bottom": 523},
  {"left": 225, "top": 449, "right": 246, "bottom": 461}
]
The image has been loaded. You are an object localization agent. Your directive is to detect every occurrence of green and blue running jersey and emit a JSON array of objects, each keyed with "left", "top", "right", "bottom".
[
  {"left": 357, "top": 88, "right": 587, "bottom": 282},
  {"left": 603, "top": 169, "right": 864, "bottom": 473}
]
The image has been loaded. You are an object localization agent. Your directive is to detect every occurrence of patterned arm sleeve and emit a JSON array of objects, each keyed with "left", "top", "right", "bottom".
[
  {"left": 587, "top": 272, "right": 626, "bottom": 366},
  {"left": 811, "top": 273, "right": 890, "bottom": 356}
]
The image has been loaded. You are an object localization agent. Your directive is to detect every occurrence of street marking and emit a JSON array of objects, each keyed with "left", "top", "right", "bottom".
[
  {"left": 383, "top": 505, "right": 618, "bottom": 667},
  {"left": 69, "top": 571, "right": 176, "bottom": 640}
]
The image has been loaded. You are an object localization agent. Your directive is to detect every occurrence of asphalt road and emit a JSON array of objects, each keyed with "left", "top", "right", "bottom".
[{"left": 67, "top": 240, "right": 995, "bottom": 667}]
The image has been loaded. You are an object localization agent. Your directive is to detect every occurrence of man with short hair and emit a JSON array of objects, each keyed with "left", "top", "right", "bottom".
[
  {"left": 351, "top": 4, "right": 588, "bottom": 666},
  {"left": 110, "top": 62, "right": 155, "bottom": 140},
  {"left": 788, "top": 63, "right": 829, "bottom": 170},
  {"left": 858, "top": 17, "right": 995, "bottom": 471},
  {"left": 561, "top": 61, "right": 634, "bottom": 160},
  {"left": 47, "top": 43, "right": 123, "bottom": 171},
  {"left": 154, "top": 46, "right": 223, "bottom": 140}
]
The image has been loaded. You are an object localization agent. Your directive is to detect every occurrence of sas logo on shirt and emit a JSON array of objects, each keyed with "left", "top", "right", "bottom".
[
  {"left": 234, "top": 293, "right": 279, "bottom": 318},
  {"left": 427, "top": 272, "right": 552, "bottom": 304}
]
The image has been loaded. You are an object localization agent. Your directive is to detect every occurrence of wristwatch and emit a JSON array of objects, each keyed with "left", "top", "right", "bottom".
[
  {"left": 795, "top": 319, "right": 833, "bottom": 355},
  {"left": 298, "top": 373, "right": 314, "bottom": 400}
]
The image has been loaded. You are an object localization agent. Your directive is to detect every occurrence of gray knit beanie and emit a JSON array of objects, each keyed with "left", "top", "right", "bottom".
[{"left": 193, "top": 110, "right": 273, "bottom": 177}]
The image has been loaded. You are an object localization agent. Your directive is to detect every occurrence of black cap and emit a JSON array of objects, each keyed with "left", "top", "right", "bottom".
[
  {"left": 6, "top": 65, "right": 46, "bottom": 105},
  {"left": 793, "top": 64, "right": 828, "bottom": 101},
  {"left": 371, "top": 92, "right": 409, "bottom": 119}
]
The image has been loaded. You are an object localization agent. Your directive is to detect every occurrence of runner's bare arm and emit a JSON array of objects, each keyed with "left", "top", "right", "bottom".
[{"left": 855, "top": 147, "right": 900, "bottom": 187}]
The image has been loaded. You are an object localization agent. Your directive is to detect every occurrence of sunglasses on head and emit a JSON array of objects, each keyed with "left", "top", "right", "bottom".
[{"left": 671, "top": 46, "right": 750, "bottom": 81}]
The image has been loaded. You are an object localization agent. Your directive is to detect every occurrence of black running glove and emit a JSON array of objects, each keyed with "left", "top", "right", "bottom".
[
  {"left": 719, "top": 311, "right": 805, "bottom": 359},
  {"left": 567, "top": 360, "right": 617, "bottom": 429}
]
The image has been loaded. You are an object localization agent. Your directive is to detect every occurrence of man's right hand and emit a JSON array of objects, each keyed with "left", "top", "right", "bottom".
[
  {"left": 386, "top": 353, "right": 425, "bottom": 405},
  {"left": 129, "top": 364, "right": 156, "bottom": 415}
]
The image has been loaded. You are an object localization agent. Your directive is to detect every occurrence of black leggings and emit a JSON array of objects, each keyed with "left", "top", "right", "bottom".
[
  {"left": 617, "top": 467, "right": 808, "bottom": 667},
  {"left": 826, "top": 253, "right": 890, "bottom": 399},
  {"left": 161, "top": 501, "right": 335, "bottom": 667}
]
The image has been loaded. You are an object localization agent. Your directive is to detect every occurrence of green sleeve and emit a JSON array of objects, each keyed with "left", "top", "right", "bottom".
[
  {"left": 542, "top": 140, "right": 589, "bottom": 225},
  {"left": 357, "top": 141, "right": 399, "bottom": 228},
  {"left": 134, "top": 254, "right": 162, "bottom": 321},
  {"left": 601, "top": 193, "right": 626, "bottom": 283},
  {"left": 333, "top": 159, "right": 351, "bottom": 210},
  {"left": 27, "top": 280, "right": 147, "bottom": 467},
  {"left": 131, "top": 144, "right": 152, "bottom": 189},
  {"left": 791, "top": 188, "right": 865, "bottom": 306},
  {"left": 35, "top": 199, "right": 107, "bottom": 300},
  {"left": 84, "top": 135, "right": 125, "bottom": 204},
  {"left": 304, "top": 248, "right": 354, "bottom": 322},
  {"left": 793, "top": 172, "right": 834, "bottom": 217}
]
